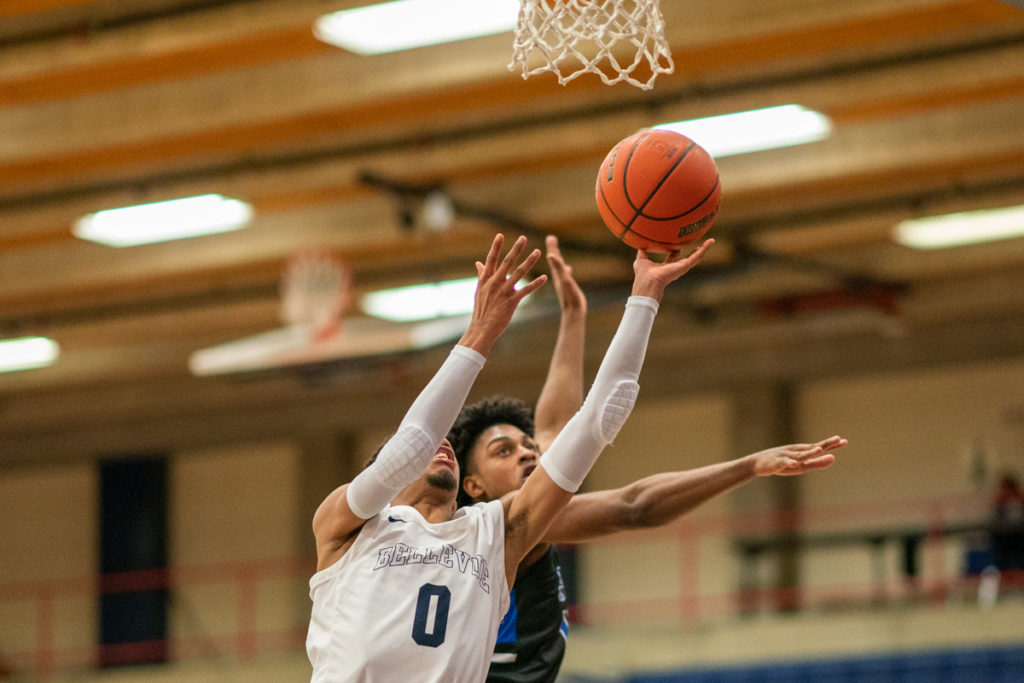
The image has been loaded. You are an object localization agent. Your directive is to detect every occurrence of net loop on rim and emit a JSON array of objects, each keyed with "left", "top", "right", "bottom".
[{"left": 508, "top": 0, "right": 674, "bottom": 91}]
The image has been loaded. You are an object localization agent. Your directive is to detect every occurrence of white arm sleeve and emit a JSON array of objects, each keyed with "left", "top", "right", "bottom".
[
  {"left": 539, "top": 296, "right": 658, "bottom": 492},
  {"left": 346, "top": 345, "right": 485, "bottom": 519}
]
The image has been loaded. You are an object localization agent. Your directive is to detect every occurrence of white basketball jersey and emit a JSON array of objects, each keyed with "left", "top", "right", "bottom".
[{"left": 306, "top": 499, "right": 509, "bottom": 682}]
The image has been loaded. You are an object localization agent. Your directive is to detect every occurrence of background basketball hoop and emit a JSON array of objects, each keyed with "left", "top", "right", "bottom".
[
  {"left": 280, "top": 248, "right": 352, "bottom": 342},
  {"left": 508, "top": 0, "right": 674, "bottom": 90}
]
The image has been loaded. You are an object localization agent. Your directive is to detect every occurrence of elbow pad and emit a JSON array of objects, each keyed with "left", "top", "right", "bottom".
[
  {"left": 596, "top": 379, "right": 639, "bottom": 444},
  {"left": 346, "top": 424, "right": 433, "bottom": 519},
  {"left": 538, "top": 296, "right": 655, "bottom": 493},
  {"left": 540, "top": 379, "right": 639, "bottom": 493}
]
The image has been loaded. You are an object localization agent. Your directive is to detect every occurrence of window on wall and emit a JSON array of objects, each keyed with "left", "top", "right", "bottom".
[{"left": 98, "top": 455, "right": 168, "bottom": 667}]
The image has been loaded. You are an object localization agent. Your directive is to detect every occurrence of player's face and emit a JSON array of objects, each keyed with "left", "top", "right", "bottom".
[
  {"left": 462, "top": 424, "right": 540, "bottom": 502},
  {"left": 424, "top": 438, "right": 459, "bottom": 492}
]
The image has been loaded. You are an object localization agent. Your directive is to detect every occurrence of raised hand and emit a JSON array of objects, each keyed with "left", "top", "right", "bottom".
[
  {"left": 534, "top": 235, "right": 587, "bottom": 449},
  {"left": 750, "top": 435, "right": 848, "bottom": 477},
  {"left": 546, "top": 235, "right": 586, "bottom": 316},
  {"left": 631, "top": 238, "right": 715, "bottom": 301},
  {"left": 459, "top": 234, "right": 547, "bottom": 356}
]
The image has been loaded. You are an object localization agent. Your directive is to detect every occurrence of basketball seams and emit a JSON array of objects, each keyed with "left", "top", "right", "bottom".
[
  {"left": 627, "top": 212, "right": 716, "bottom": 248},
  {"left": 595, "top": 133, "right": 645, "bottom": 239},
  {"left": 622, "top": 229, "right": 679, "bottom": 248},
  {"left": 636, "top": 173, "right": 720, "bottom": 222},
  {"left": 628, "top": 141, "right": 696, "bottom": 220},
  {"left": 614, "top": 130, "right": 654, "bottom": 240},
  {"left": 619, "top": 130, "right": 652, "bottom": 214},
  {"left": 596, "top": 182, "right": 630, "bottom": 235}
]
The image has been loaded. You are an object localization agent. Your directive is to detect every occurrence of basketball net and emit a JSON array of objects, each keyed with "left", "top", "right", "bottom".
[
  {"left": 280, "top": 248, "right": 352, "bottom": 343},
  {"left": 509, "top": 0, "right": 674, "bottom": 91}
]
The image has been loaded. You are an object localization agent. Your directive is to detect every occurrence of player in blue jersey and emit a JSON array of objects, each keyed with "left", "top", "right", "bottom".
[{"left": 450, "top": 236, "right": 847, "bottom": 683}]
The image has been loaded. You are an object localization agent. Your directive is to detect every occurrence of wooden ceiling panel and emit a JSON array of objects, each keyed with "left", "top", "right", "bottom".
[{"left": 1, "top": 0, "right": 1023, "bottom": 462}]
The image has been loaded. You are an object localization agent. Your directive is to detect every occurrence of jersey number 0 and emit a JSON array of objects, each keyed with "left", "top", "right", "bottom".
[{"left": 412, "top": 583, "right": 451, "bottom": 647}]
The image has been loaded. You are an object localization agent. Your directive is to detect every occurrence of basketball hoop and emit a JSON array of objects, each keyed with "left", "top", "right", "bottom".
[
  {"left": 508, "top": 0, "right": 674, "bottom": 91},
  {"left": 280, "top": 248, "right": 352, "bottom": 342}
]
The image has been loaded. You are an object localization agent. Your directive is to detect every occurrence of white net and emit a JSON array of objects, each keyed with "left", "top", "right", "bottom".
[
  {"left": 508, "top": 0, "right": 674, "bottom": 91},
  {"left": 280, "top": 248, "right": 352, "bottom": 341}
]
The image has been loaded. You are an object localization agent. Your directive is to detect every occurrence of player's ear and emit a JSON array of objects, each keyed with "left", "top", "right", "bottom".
[{"left": 461, "top": 473, "right": 485, "bottom": 501}]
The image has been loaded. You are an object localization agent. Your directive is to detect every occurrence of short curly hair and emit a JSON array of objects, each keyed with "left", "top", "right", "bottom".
[{"left": 449, "top": 394, "right": 535, "bottom": 508}]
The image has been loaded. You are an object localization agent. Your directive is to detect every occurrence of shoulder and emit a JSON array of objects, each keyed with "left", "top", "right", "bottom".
[
  {"left": 465, "top": 498, "right": 506, "bottom": 523},
  {"left": 314, "top": 502, "right": 384, "bottom": 573},
  {"left": 312, "top": 483, "right": 359, "bottom": 545},
  {"left": 446, "top": 500, "right": 505, "bottom": 531},
  {"left": 471, "top": 499, "right": 509, "bottom": 544}
]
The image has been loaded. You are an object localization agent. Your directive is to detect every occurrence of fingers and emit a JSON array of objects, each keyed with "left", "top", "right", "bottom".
[
  {"left": 801, "top": 454, "right": 837, "bottom": 470},
  {"left": 508, "top": 247, "right": 543, "bottom": 284},
  {"left": 817, "top": 436, "right": 848, "bottom": 453},
  {"left": 545, "top": 235, "right": 561, "bottom": 260},
  {"left": 479, "top": 234, "right": 546, "bottom": 291},
  {"left": 635, "top": 239, "right": 714, "bottom": 272},
  {"left": 548, "top": 256, "right": 566, "bottom": 282},
  {"left": 775, "top": 442, "right": 839, "bottom": 475},
  {"left": 789, "top": 436, "right": 846, "bottom": 456},
  {"left": 496, "top": 235, "right": 529, "bottom": 278},
  {"left": 681, "top": 238, "right": 714, "bottom": 264},
  {"left": 481, "top": 233, "right": 504, "bottom": 276},
  {"left": 516, "top": 273, "right": 548, "bottom": 298},
  {"left": 789, "top": 443, "right": 828, "bottom": 462},
  {"left": 546, "top": 236, "right": 567, "bottom": 276},
  {"left": 680, "top": 239, "right": 713, "bottom": 270}
]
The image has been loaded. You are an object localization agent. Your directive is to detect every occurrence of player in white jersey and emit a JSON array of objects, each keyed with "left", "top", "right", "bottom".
[
  {"left": 308, "top": 494, "right": 509, "bottom": 681},
  {"left": 306, "top": 233, "right": 715, "bottom": 682}
]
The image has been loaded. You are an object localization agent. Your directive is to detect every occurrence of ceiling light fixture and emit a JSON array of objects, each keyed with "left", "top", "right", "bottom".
[
  {"left": 362, "top": 277, "right": 480, "bottom": 322},
  {"left": 73, "top": 194, "right": 253, "bottom": 247},
  {"left": 314, "top": 0, "right": 519, "bottom": 55},
  {"left": 893, "top": 203, "right": 1024, "bottom": 249},
  {"left": 0, "top": 336, "right": 60, "bottom": 374},
  {"left": 655, "top": 104, "right": 832, "bottom": 158}
]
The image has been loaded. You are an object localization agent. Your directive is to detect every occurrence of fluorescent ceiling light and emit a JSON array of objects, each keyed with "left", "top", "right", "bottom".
[
  {"left": 0, "top": 336, "right": 59, "bottom": 374},
  {"left": 893, "top": 204, "right": 1024, "bottom": 249},
  {"left": 655, "top": 104, "right": 832, "bottom": 158},
  {"left": 73, "top": 194, "right": 252, "bottom": 247},
  {"left": 314, "top": 0, "right": 519, "bottom": 55},
  {"left": 363, "top": 277, "right": 479, "bottom": 322}
]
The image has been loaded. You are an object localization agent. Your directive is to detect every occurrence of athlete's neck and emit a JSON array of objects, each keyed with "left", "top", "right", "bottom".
[{"left": 392, "top": 484, "right": 457, "bottom": 523}]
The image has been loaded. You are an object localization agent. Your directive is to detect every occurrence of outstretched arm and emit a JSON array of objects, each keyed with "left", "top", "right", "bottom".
[
  {"left": 534, "top": 235, "right": 587, "bottom": 451},
  {"left": 502, "top": 239, "right": 716, "bottom": 583},
  {"left": 313, "top": 235, "right": 546, "bottom": 567},
  {"left": 544, "top": 436, "right": 848, "bottom": 543}
]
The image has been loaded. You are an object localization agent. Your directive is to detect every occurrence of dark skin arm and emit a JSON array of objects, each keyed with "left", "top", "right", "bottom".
[
  {"left": 506, "top": 240, "right": 717, "bottom": 580},
  {"left": 529, "top": 240, "right": 847, "bottom": 549},
  {"left": 533, "top": 235, "right": 586, "bottom": 450},
  {"left": 542, "top": 436, "right": 847, "bottom": 544}
]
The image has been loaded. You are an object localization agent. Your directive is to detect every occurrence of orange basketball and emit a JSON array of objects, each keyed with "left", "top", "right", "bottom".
[{"left": 595, "top": 128, "right": 721, "bottom": 252}]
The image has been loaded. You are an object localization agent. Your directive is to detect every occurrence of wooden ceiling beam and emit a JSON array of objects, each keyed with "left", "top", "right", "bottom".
[
  {"left": 2, "top": 125, "right": 1023, "bottom": 321},
  {"left": 0, "top": 25, "right": 333, "bottom": 107},
  {"left": 4, "top": 0, "right": 1020, "bottom": 109},
  {"left": 0, "top": 0, "right": 95, "bottom": 19},
  {"left": 4, "top": 46, "right": 1024, "bottom": 200}
]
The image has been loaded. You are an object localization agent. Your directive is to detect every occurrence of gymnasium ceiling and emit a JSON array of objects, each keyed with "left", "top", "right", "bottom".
[{"left": 3, "top": 0, "right": 1024, "bottom": 463}]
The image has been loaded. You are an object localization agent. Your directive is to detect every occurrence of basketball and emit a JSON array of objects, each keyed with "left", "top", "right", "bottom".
[{"left": 595, "top": 128, "right": 722, "bottom": 252}]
